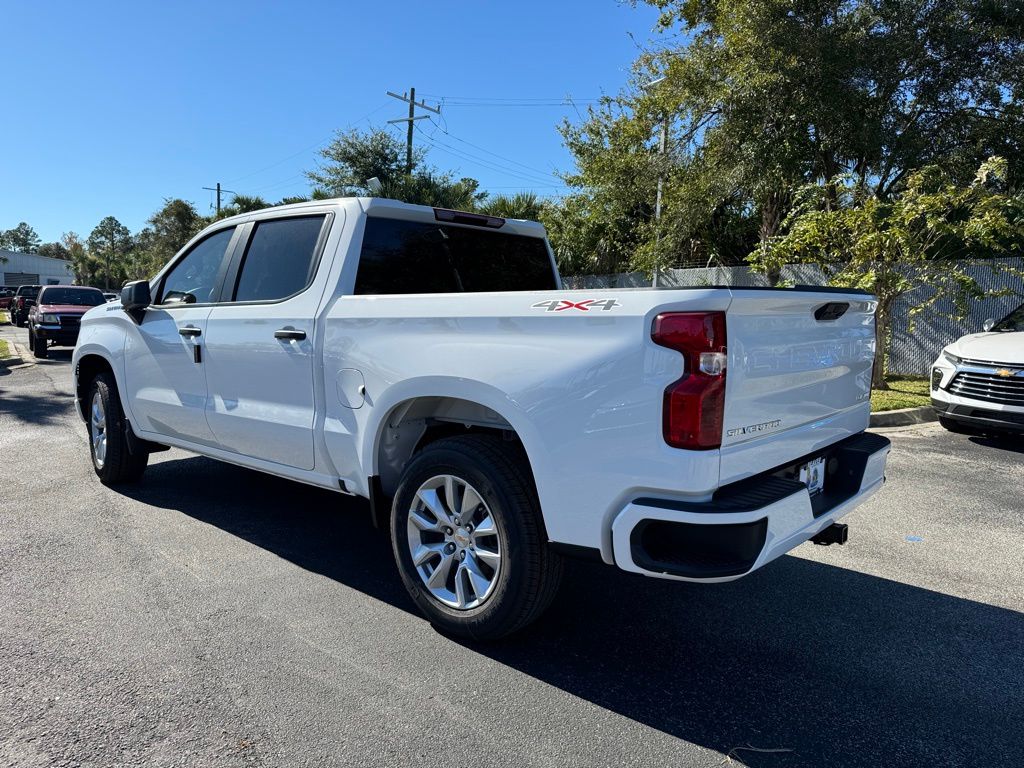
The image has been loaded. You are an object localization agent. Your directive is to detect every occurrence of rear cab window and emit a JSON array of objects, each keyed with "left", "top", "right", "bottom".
[
  {"left": 354, "top": 217, "right": 557, "bottom": 295},
  {"left": 38, "top": 287, "right": 105, "bottom": 306}
]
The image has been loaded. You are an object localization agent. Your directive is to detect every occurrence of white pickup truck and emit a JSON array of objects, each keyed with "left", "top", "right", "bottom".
[{"left": 73, "top": 198, "right": 890, "bottom": 639}]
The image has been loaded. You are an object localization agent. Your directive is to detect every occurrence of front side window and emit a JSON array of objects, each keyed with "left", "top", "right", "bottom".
[
  {"left": 994, "top": 303, "right": 1024, "bottom": 333},
  {"left": 159, "top": 227, "right": 235, "bottom": 305},
  {"left": 354, "top": 217, "right": 557, "bottom": 295},
  {"left": 232, "top": 215, "right": 325, "bottom": 302}
]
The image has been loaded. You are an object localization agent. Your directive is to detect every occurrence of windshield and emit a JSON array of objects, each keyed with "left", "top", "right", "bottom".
[
  {"left": 16, "top": 286, "right": 40, "bottom": 298},
  {"left": 38, "top": 287, "right": 105, "bottom": 307},
  {"left": 993, "top": 303, "right": 1024, "bottom": 332}
]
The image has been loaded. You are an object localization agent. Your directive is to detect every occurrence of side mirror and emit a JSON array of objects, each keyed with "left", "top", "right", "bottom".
[
  {"left": 121, "top": 280, "right": 152, "bottom": 322},
  {"left": 983, "top": 318, "right": 996, "bottom": 332}
]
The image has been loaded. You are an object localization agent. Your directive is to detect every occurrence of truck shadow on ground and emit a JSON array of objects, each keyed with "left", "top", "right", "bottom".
[{"left": 128, "top": 455, "right": 1023, "bottom": 768}]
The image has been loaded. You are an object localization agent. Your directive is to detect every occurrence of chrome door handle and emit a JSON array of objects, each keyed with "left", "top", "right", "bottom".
[
  {"left": 178, "top": 326, "right": 201, "bottom": 337},
  {"left": 274, "top": 328, "right": 306, "bottom": 341}
]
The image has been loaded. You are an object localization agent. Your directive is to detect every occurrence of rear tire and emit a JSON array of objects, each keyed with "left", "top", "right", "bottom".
[
  {"left": 391, "top": 434, "right": 562, "bottom": 640},
  {"left": 88, "top": 372, "right": 148, "bottom": 485}
]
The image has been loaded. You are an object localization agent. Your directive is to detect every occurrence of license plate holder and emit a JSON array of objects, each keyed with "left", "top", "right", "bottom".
[{"left": 799, "top": 457, "right": 826, "bottom": 496}]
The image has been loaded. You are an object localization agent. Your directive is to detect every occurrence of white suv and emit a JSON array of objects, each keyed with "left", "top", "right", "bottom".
[{"left": 931, "top": 304, "right": 1024, "bottom": 436}]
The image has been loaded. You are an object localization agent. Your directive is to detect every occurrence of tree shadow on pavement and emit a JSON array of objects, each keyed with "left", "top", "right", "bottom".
[
  {"left": 127, "top": 455, "right": 1023, "bottom": 768},
  {"left": 0, "top": 385, "right": 75, "bottom": 425}
]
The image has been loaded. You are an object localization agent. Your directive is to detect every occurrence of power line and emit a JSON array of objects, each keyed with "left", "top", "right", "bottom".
[
  {"left": 414, "top": 123, "right": 557, "bottom": 185},
  {"left": 412, "top": 125, "right": 558, "bottom": 187},
  {"left": 418, "top": 94, "right": 601, "bottom": 102},
  {"left": 222, "top": 101, "right": 392, "bottom": 185},
  {"left": 425, "top": 116, "right": 560, "bottom": 178}
]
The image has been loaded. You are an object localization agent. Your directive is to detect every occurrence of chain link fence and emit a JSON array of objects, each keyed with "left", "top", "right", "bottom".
[{"left": 563, "top": 258, "right": 1024, "bottom": 375}]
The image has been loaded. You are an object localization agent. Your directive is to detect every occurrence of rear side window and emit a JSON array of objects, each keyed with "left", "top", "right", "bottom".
[
  {"left": 160, "top": 227, "right": 235, "bottom": 305},
  {"left": 354, "top": 217, "right": 557, "bottom": 295},
  {"left": 233, "top": 216, "right": 326, "bottom": 302},
  {"left": 38, "top": 287, "right": 104, "bottom": 306}
]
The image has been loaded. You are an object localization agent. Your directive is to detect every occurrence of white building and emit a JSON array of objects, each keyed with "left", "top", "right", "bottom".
[{"left": 1, "top": 249, "right": 75, "bottom": 287}]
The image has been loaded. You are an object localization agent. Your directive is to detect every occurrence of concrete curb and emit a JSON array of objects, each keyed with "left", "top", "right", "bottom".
[
  {"left": 870, "top": 405, "right": 937, "bottom": 428},
  {"left": 0, "top": 340, "right": 34, "bottom": 370}
]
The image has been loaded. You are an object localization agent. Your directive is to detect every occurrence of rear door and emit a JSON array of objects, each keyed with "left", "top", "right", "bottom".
[
  {"left": 202, "top": 213, "right": 332, "bottom": 470},
  {"left": 722, "top": 289, "right": 876, "bottom": 447}
]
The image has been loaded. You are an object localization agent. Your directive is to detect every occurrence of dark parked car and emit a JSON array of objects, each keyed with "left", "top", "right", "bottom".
[
  {"left": 9, "top": 285, "right": 42, "bottom": 326},
  {"left": 0, "top": 287, "right": 16, "bottom": 311},
  {"left": 27, "top": 285, "right": 105, "bottom": 358}
]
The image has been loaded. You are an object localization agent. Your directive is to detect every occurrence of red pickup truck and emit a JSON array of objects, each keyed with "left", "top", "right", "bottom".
[{"left": 27, "top": 285, "right": 105, "bottom": 358}]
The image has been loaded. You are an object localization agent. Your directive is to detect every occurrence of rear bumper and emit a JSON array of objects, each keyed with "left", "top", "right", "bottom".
[{"left": 611, "top": 432, "right": 890, "bottom": 581}]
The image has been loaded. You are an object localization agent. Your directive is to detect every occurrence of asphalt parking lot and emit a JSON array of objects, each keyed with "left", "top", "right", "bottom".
[{"left": 1, "top": 321, "right": 1022, "bottom": 768}]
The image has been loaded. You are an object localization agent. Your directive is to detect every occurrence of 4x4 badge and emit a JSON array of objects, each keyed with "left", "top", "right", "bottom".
[{"left": 532, "top": 298, "right": 620, "bottom": 312}]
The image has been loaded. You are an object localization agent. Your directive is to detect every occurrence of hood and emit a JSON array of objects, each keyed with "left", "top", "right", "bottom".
[
  {"left": 948, "top": 331, "right": 1024, "bottom": 366},
  {"left": 37, "top": 303, "right": 93, "bottom": 315}
]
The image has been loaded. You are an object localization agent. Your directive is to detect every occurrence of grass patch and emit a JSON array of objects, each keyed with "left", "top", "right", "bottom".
[
  {"left": 0, "top": 339, "right": 10, "bottom": 360},
  {"left": 0, "top": 310, "right": 9, "bottom": 325},
  {"left": 871, "top": 376, "right": 931, "bottom": 412}
]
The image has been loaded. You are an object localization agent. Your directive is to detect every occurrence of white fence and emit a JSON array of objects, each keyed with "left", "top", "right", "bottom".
[{"left": 563, "top": 259, "right": 1024, "bottom": 376}]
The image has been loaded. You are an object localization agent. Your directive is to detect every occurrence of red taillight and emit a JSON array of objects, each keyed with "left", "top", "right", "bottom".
[{"left": 651, "top": 312, "right": 727, "bottom": 450}]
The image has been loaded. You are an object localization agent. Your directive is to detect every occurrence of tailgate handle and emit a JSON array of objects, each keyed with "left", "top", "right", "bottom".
[{"left": 814, "top": 302, "right": 849, "bottom": 322}]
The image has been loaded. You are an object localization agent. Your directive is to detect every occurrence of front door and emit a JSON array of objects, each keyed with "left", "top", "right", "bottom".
[
  {"left": 123, "top": 226, "right": 238, "bottom": 446},
  {"left": 203, "top": 214, "right": 330, "bottom": 470}
]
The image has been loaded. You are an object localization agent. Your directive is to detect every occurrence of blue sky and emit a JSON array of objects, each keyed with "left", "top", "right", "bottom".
[{"left": 1, "top": 1, "right": 660, "bottom": 243}]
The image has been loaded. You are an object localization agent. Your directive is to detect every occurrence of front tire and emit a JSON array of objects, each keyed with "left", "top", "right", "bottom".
[
  {"left": 391, "top": 434, "right": 562, "bottom": 640},
  {"left": 88, "top": 372, "right": 148, "bottom": 484},
  {"left": 30, "top": 328, "right": 48, "bottom": 358}
]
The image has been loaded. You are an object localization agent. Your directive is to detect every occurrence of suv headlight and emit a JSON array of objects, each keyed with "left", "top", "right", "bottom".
[
  {"left": 40, "top": 313, "right": 60, "bottom": 324},
  {"left": 942, "top": 349, "right": 962, "bottom": 366}
]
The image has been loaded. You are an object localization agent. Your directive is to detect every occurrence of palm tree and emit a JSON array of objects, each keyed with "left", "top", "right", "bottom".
[{"left": 478, "top": 192, "right": 544, "bottom": 220}]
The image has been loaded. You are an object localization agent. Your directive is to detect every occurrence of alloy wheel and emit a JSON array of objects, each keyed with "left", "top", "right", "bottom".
[
  {"left": 406, "top": 474, "right": 502, "bottom": 610},
  {"left": 90, "top": 391, "right": 107, "bottom": 469}
]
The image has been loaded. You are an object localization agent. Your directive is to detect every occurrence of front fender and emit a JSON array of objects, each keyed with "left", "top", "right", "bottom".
[{"left": 73, "top": 319, "right": 130, "bottom": 423}]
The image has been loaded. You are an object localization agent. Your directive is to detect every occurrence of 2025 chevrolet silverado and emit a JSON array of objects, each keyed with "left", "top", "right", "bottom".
[{"left": 73, "top": 198, "right": 890, "bottom": 639}]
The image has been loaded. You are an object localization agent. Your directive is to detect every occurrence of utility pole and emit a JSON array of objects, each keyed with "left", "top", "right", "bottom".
[
  {"left": 653, "top": 120, "right": 667, "bottom": 289},
  {"left": 202, "top": 183, "right": 237, "bottom": 216},
  {"left": 640, "top": 76, "right": 668, "bottom": 289},
  {"left": 386, "top": 88, "right": 441, "bottom": 174}
]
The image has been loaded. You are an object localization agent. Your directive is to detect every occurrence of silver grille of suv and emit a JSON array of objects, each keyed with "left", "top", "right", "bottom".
[{"left": 949, "top": 369, "right": 1024, "bottom": 406}]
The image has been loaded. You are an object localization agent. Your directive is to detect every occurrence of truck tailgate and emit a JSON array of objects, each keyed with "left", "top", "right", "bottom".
[{"left": 723, "top": 289, "right": 875, "bottom": 450}]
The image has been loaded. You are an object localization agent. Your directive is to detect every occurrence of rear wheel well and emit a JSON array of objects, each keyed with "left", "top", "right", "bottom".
[
  {"left": 372, "top": 397, "right": 535, "bottom": 528},
  {"left": 75, "top": 355, "right": 115, "bottom": 421}
]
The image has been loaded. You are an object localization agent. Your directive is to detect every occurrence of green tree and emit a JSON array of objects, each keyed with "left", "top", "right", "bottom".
[
  {"left": 479, "top": 192, "right": 544, "bottom": 220},
  {"left": 134, "top": 199, "right": 205, "bottom": 278},
  {"left": 375, "top": 172, "right": 486, "bottom": 209},
  {"left": 87, "top": 216, "right": 133, "bottom": 290},
  {"left": 219, "top": 194, "right": 270, "bottom": 217},
  {"left": 305, "top": 126, "right": 486, "bottom": 208},
  {"left": 37, "top": 241, "right": 71, "bottom": 260},
  {"left": 751, "top": 157, "right": 1024, "bottom": 388},
  {"left": 63, "top": 232, "right": 100, "bottom": 286},
  {"left": 0, "top": 222, "right": 41, "bottom": 253},
  {"left": 557, "top": 0, "right": 1024, "bottom": 277},
  {"left": 307, "top": 127, "right": 418, "bottom": 194}
]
